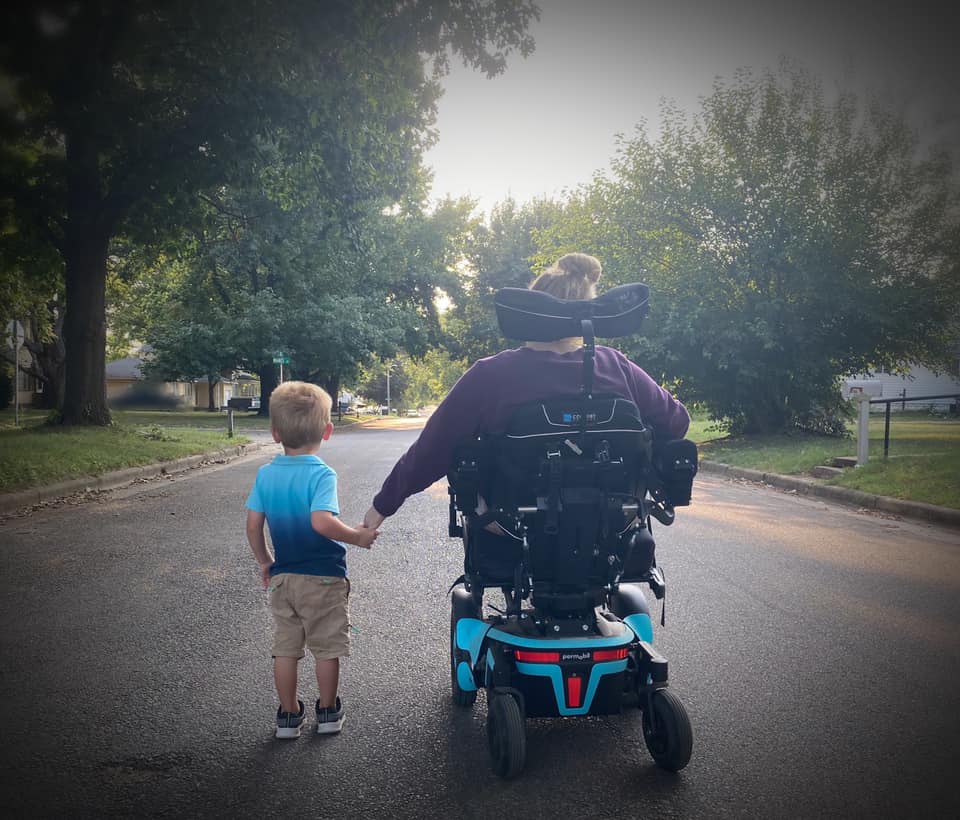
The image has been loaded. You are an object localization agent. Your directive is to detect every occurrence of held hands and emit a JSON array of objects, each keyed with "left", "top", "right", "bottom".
[
  {"left": 353, "top": 523, "right": 379, "bottom": 549},
  {"left": 355, "top": 505, "right": 385, "bottom": 549},
  {"left": 363, "top": 505, "right": 386, "bottom": 531}
]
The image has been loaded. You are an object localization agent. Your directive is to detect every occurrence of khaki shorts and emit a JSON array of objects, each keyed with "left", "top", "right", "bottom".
[{"left": 269, "top": 573, "right": 351, "bottom": 660}]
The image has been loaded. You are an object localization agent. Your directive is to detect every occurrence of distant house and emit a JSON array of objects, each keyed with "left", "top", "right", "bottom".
[
  {"left": 3, "top": 319, "right": 43, "bottom": 408},
  {"left": 105, "top": 356, "right": 197, "bottom": 406},
  {"left": 11, "top": 342, "right": 41, "bottom": 408},
  {"left": 848, "top": 356, "right": 960, "bottom": 413},
  {"left": 191, "top": 377, "right": 239, "bottom": 410},
  {"left": 105, "top": 352, "right": 257, "bottom": 410}
]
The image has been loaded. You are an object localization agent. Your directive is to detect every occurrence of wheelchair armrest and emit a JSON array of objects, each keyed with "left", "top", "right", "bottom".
[{"left": 652, "top": 438, "right": 698, "bottom": 507}]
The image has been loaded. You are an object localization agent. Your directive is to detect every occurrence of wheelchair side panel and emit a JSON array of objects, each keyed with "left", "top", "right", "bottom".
[
  {"left": 624, "top": 612, "right": 654, "bottom": 643},
  {"left": 455, "top": 617, "right": 491, "bottom": 668}
]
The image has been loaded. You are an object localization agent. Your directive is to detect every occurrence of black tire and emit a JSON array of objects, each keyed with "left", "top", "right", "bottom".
[
  {"left": 450, "top": 603, "right": 478, "bottom": 708},
  {"left": 642, "top": 689, "right": 693, "bottom": 772},
  {"left": 487, "top": 694, "right": 526, "bottom": 779}
]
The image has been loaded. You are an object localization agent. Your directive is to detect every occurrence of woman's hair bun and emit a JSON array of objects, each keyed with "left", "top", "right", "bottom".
[{"left": 557, "top": 252, "right": 602, "bottom": 284}]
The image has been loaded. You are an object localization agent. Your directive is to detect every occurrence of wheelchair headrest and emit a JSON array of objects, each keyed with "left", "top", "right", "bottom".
[{"left": 495, "top": 283, "right": 649, "bottom": 342}]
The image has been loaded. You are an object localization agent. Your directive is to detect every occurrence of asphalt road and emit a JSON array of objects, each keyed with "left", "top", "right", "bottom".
[{"left": 1, "top": 422, "right": 958, "bottom": 819}]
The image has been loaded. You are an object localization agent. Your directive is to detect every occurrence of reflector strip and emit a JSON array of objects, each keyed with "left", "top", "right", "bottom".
[
  {"left": 566, "top": 675, "right": 583, "bottom": 708},
  {"left": 593, "top": 647, "right": 629, "bottom": 662},
  {"left": 515, "top": 650, "right": 561, "bottom": 663}
]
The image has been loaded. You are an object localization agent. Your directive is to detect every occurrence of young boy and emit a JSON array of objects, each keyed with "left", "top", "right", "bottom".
[{"left": 245, "top": 381, "right": 378, "bottom": 738}]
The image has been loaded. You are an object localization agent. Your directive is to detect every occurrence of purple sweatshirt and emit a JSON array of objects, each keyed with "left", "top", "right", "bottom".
[{"left": 373, "top": 345, "right": 690, "bottom": 517}]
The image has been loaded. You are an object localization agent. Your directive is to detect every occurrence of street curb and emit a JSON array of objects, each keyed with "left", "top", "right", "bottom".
[
  {"left": 0, "top": 441, "right": 267, "bottom": 516},
  {"left": 699, "top": 459, "right": 960, "bottom": 529}
]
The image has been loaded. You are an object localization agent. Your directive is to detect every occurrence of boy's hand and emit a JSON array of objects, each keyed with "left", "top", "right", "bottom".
[
  {"left": 354, "top": 524, "right": 379, "bottom": 549},
  {"left": 258, "top": 561, "right": 272, "bottom": 588}
]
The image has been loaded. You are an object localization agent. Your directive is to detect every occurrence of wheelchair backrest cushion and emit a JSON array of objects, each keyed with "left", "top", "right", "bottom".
[{"left": 489, "top": 394, "right": 653, "bottom": 509}]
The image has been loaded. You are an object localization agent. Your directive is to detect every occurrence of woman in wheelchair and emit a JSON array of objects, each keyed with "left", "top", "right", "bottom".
[
  {"left": 365, "top": 252, "right": 697, "bottom": 777},
  {"left": 363, "top": 252, "right": 689, "bottom": 533}
]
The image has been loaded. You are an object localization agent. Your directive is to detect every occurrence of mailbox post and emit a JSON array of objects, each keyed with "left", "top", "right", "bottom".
[{"left": 842, "top": 380, "right": 882, "bottom": 466}]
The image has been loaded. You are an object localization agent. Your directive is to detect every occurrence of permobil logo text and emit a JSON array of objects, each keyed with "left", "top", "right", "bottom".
[{"left": 562, "top": 652, "right": 590, "bottom": 662}]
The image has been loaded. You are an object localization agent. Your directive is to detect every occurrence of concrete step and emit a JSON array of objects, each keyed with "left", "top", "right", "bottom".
[
  {"left": 831, "top": 456, "right": 858, "bottom": 469},
  {"left": 812, "top": 465, "right": 846, "bottom": 479}
]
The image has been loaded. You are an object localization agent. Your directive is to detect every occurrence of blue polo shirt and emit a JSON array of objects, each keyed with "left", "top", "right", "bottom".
[{"left": 245, "top": 454, "right": 347, "bottom": 578}]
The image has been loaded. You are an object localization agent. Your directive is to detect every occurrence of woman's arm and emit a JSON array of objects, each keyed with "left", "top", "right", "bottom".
[
  {"left": 625, "top": 358, "right": 690, "bottom": 439},
  {"left": 371, "top": 360, "right": 490, "bottom": 519}
]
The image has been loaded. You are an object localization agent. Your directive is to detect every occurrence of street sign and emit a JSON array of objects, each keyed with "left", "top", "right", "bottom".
[{"left": 272, "top": 356, "right": 290, "bottom": 364}]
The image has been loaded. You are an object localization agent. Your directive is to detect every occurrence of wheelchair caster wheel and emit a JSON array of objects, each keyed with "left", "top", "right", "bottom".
[
  {"left": 643, "top": 689, "right": 693, "bottom": 772},
  {"left": 487, "top": 694, "right": 525, "bottom": 778},
  {"left": 642, "top": 689, "right": 693, "bottom": 772}
]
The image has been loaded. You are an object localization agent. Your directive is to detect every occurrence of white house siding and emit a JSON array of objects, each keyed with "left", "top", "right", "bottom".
[{"left": 848, "top": 363, "right": 960, "bottom": 411}]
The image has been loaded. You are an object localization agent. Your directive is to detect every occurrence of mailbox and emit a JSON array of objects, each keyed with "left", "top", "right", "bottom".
[{"left": 841, "top": 379, "right": 882, "bottom": 400}]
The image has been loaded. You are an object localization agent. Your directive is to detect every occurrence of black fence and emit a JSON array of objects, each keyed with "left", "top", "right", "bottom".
[{"left": 869, "top": 393, "right": 960, "bottom": 458}]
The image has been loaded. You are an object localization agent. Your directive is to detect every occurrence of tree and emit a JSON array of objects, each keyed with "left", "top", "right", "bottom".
[
  {"left": 357, "top": 359, "right": 410, "bottom": 409},
  {"left": 114, "top": 162, "right": 479, "bottom": 417},
  {"left": 445, "top": 197, "right": 563, "bottom": 362},
  {"left": 0, "top": 0, "right": 538, "bottom": 425},
  {"left": 540, "top": 66, "right": 959, "bottom": 433},
  {"left": 403, "top": 348, "right": 467, "bottom": 407}
]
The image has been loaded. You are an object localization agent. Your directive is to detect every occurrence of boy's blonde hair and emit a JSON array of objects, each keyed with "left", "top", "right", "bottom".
[
  {"left": 530, "top": 252, "right": 602, "bottom": 301},
  {"left": 269, "top": 381, "right": 332, "bottom": 449}
]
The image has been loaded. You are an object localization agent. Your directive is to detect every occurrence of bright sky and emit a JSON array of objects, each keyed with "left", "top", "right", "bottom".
[{"left": 424, "top": 0, "right": 959, "bottom": 215}]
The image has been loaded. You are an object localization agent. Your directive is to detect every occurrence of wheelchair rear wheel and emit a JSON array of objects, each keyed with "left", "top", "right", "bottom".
[
  {"left": 487, "top": 693, "right": 526, "bottom": 778},
  {"left": 642, "top": 689, "right": 693, "bottom": 771}
]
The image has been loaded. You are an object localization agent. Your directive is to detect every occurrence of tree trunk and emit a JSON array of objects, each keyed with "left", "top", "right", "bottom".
[
  {"left": 207, "top": 378, "right": 219, "bottom": 411},
  {"left": 61, "top": 129, "right": 111, "bottom": 426},
  {"left": 320, "top": 375, "right": 340, "bottom": 405},
  {"left": 62, "top": 233, "right": 110, "bottom": 425},
  {"left": 33, "top": 338, "right": 66, "bottom": 411},
  {"left": 258, "top": 362, "right": 277, "bottom": 418}
]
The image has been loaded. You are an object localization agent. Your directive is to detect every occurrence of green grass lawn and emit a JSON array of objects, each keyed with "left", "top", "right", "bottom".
[
  {"left": 0, "top": 406, "right": 370, "bottom": 494},
  {"left": 694, "top": 412, "right": 960, "bottom": 510},
  {"left": 0, "top": 412, "right": 249, "bottom": 494},
  {"left": 2, "top": 406, "right": 957, "bottom": 510}
]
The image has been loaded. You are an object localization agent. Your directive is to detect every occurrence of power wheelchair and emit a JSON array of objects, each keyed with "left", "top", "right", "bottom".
[{"left": 446, "top": 283, "right": 698, "bottom": 779}]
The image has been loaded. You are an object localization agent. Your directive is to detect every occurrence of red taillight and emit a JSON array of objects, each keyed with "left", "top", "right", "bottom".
[
  {"left": 566, "top": 674, "right": 583, "bottom": 708},
  {"left": 515, "top": 650, "right": 561, "bottom": 663},
  {"left": 593, "top": 647, "right": 629, "bottom": 662}
]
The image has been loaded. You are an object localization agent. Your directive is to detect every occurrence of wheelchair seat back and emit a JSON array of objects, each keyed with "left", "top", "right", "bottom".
[{"left": 449, "top": 394, "right": 654, "bottom": 610}]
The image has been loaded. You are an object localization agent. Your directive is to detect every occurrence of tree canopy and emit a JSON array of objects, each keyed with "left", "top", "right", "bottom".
[
  {"left": 0, "top": 0, "right": 538, "bottom": 424},
  {"left": 443, "top": 197, "right": 563, "bottom": 363},
  {"left": 537, "top": 67, "right": 959, "bottom": 434}
]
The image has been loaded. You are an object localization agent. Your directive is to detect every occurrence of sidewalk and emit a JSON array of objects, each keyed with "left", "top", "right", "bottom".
[
  {"left": 1, "top": 442, "right": 957, "bottom": 529},
  {"left": 699, "top": 459, "right": 960, "bottom": 530}
]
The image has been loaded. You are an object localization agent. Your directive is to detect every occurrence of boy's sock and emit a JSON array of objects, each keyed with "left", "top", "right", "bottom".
[
  {"left": 276, "top": 700, "right": 305, "bottom": 739},
  {"left": 315, "top": 696, "right": 345, "bottom": 734}
]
